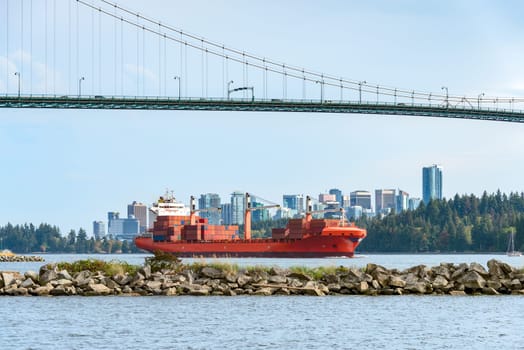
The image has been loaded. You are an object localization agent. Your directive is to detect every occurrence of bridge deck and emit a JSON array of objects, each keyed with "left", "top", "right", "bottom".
[{"left": 1, "top": 96, "right": 523, "bottom": 123}]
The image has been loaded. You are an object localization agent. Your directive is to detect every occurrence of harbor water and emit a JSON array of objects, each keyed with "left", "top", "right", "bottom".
[{"left": 1, "top": 254, "right": 523, "bottom": 349}]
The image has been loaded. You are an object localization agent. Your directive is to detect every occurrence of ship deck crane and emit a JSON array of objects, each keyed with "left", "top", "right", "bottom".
[
  {"left": 304, "top": 195, "right": 347, "bottom": 226},
  {"left": 189, "top": 196, "right": 222, "bottom": 225},
  {"left": 244, "top": 192, "right": 280, "bottom": 240}
]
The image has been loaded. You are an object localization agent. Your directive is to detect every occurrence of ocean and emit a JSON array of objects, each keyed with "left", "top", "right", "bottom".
[{"left": 1, "top": 254, "right": 523, "bottom": 349}]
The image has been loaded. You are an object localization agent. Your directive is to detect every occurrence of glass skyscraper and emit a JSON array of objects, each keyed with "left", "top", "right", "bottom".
[{"left": 422, "top": 165, "right": 443, "bottom": 204}]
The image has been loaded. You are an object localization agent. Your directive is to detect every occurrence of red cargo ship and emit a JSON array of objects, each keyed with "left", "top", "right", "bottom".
[{"left": 134, "top": 193, "right": 366, "bottom": 258}]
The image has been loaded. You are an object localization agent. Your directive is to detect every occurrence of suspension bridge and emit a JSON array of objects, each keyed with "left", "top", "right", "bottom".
[{"left": 1, "top": 0, "right": 524, "bottom": 123}]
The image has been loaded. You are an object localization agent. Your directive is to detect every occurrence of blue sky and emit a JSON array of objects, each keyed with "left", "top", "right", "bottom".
[{"left": 1, "top": 0, "right": 524, "bottom": 234}]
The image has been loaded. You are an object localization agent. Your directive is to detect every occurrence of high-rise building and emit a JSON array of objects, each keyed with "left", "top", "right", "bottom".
[
  {"left": 375, "top": 189, "right": 396, "bottom": 212},
  {"left": 128, "top": 201, "right": 147, "bottom": 233},
  {"left": 422, "top": 164, "right": 443, "bottom": 204},
  {"left": 350, "top": 190, "right": 372, "bottom": 210},
  {"left": 318, "top": 193, "right": 336, "bottom": 203},
  {"left": 221, "top": 203, "right": 232, "bottom": 225},
  {"left": 231, "top": 191, "right": 245, "bottom": 225},
  {"left": 282, "top": 194, "right": 304, "bottom": 214},
  {"left": 342, "top": 195, "right": 350, "bottom": 209},
  {"left": 92, "top": 221, "right": 105, "bottom": 239},
  {"left": 329, "top": 188, "right": 343, "bottom": 207},
  {"left": 252, "top": 200, "right": 270, "bottom": 222},
  {"left": 199, "top": 193, "right": 221, "bottom": 225},
  {"left": 346, "top": 206, "right": 363, "bottom": 220},
  {"left": 107, "top": 212, "right": 140, "bottom": 240},
  {"left": 409, "top": 198, "right": 422, "bottom": 210},
  {"left": 396, "top": 190, "right": 409, "bottom": 213}
]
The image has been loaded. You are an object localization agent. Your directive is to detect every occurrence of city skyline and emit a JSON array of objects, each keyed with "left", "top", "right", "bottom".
[{"left": 2, "top": 1, "right": 524, "bottom": 233}]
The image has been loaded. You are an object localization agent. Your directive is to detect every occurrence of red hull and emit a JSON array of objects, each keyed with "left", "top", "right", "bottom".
[{"left": 134, "top": 234, "right": 363, "bottom": 258}]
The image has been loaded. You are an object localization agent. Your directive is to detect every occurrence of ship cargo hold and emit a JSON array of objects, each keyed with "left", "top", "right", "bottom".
[{"left": 134, "top": 193, "right": 367, "bottom": 258}]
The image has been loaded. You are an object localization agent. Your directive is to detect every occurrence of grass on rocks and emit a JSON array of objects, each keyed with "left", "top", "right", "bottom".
[{"left": 55, "top": 259, "right": 139, "bottom": 276}]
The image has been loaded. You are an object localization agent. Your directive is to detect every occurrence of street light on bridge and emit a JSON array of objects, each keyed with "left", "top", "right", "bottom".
[
  {"left": 477, "top": 93, "right": 485, "bottom": 110},
  {"left": 441, "top": 86, "right": 449, "bottom": 108},
  {"left": 315, "top": 80, "right": 324, "bottom": 103},
  {"left": 78, "top": 77, "right": 85, "bottom": 97},
  {"left": 174, "top": 76, "right": 181, "bottom": 100},
  {"left": 227, "top": 80, "right": 234, "bottom": 100},
  {"left": 14, "top": 72, "right": 21, "bottom": 98},
  {"left": 358, "top": 80, "right": 366, "bottom": 104}
]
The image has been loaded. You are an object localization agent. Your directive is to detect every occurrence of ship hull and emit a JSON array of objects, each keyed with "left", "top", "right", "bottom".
[{"left": 135, "top": 235, "right": 362, "bottom": 258}]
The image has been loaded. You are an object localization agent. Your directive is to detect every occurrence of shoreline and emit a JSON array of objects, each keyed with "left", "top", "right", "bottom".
[{"left": 1, "top": 258, "right": 523, "bottom": 297}]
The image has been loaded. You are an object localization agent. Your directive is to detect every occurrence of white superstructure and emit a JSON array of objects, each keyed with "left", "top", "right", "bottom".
[{"left": 148, "top": 191, "right": 190, "bottom": 228}]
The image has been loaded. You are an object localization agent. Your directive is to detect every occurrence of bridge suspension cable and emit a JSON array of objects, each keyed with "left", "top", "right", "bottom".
[{"left": 79, "top": 0, "right": 522, "bottom": 106}]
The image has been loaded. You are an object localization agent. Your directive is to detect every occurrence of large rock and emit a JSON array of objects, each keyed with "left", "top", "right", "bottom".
[
  {"left": 39, "top": 269, "right": 58, "bottom": 285},
  {"left": 345, "top": 267, "right": 367, "bottom": 282},
  {"left": 20, "top": 278, "right": 37, "bottom": 289},
  {"left": 355, "top": 281, "right": 369, "bottom": 293},
  {"left": 32, "top": 284, "right": 53, "bottom": 296},
  {"left": 139, "top": 265, "right": 152, "bottom": 279},
  {"left": 236, "top": 274, "right": 252, "bottom": 287},
  {"left": 432, "top": 265, "right": 451, "bottom": 280},
  {"left": 460, "top": 271, "right": 486, "bottom": 290},
  {"left": 253, "top": 287, "right": 274, "bottom": 296},
  {"left": 269, "top": 266, "right": 287, "bottom": 276},
  {"left": 405, "top": 281, "right": 428, "bottom": 294},
  {"left": 57, "top": 270, "right": 73, "bottom": 281},
  {"left": 388, "top": 275, "right": 406, "bottom": 288},
  {"left": 113, "top": 273, "right": 132, "bottom": 286},
  {"left": 1, "top": 272, "right": 16, "bottom": 288},
  {"left": 52, "top": 279, "right": 74, "bottom": 287},
  {"left": 74, "top": 271, "right": 92, "bottom": 287},
  {"left": 286, "top": 272, "right": 312, "bottom": 281},
  {"left": 86, "top": 283, "right": 112, "bottom": 295},
  {"left": 449, "top": 290, "right": 466, "bottom": 296},
  {"left": 24, "top": 271, "right": 39, "bottom": 283},
  {"left": 509, "top": 279, "right": 522, "bottom": 290},
  {"left": 468, "top": 263, "right": 488, "bottom": 277},
  {"left": 201, "top": 267, "right": 224, "bottom": 279},
  {"left": 268, "top": 275, "right": 287, "bottom": 284},
  {"left": 432, "top": 275, "right": 449, "bottom": 289}
]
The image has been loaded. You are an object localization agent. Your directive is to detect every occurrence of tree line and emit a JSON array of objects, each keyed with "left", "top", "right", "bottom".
[
  {"left": 357, "top": 191, "right": 524, "bottom": 253},
  {"left": 1, "top": 191, "right": 523, "bottom": 254},
  {"left": 0, "top": 223, "right": 140, "bottom": 254}
]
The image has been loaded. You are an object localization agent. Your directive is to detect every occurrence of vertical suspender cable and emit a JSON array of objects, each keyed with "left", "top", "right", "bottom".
[
  {"left": 205, "top": 49, "right": 208, "bottom": 98},
  {"left": 76, "top": 1, "right": 79, "bottom": 95},
  {"left": 120, "top": 18, "right": 124, "bottom": 96},
  {"left": 20, "top": 0, "right": 23, "bottom": 95},
  {"left": 136, "top": 14, "right": 139, "bottom": 96},
  {"left": 184, "top": 42, "right": 187, "bottom": 97},
  {"left": 158, "top": 22, "right": 161, "bottom": 96},
  {"left": 179, "top": 32, "right": 182, "bottom": 97},
  {"left": 142, "top": 25, "right": 145, "bottom": 96},
  {"left": 222, "top": 47, "right": 225, "bottom": 98},
  {"left": 99, "top": 7, "right": 101, "bottom": 94},
  {"left": 245, "top": 61, "right": 248, "bottom": 98},
  {"left": 201, "top": 39, "right": 203, "bottom": 98},
  {"left": 91, "top": 0, "right": 94, "bottom": 94},
  {"left": 30, "top": 0, "right": 33, "bottom": 95},
  {"left": 242, "top": 53, "right": 245, "bottom": 98},
  {"left": 45, "top": 0, "right": 47, "bottom": 94},
  {"left": 5, "top": 0, "right": 8, "bottom": 94},
  {"left": 225, "top": 55, "right": 229, "bottom": 97},
  {"left": 53, "top": 0, "right": 56, "bottom": 95},
  {"left": 113, "top": 5, "right": 116, "bottom": 96},
  {"left": 163, "top": 34, "right": 166, "bottom": 96},
  {"left": 68, "top": 0, "right": 71, "bottom": 95}
]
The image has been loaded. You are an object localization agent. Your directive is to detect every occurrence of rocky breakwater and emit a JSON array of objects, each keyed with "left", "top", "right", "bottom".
[
  {"left": 1, "top": 259, "right": 524, "bottom": 296},
  {"left": 0, "top": 254, "right": 45, "bottom": 262}
]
